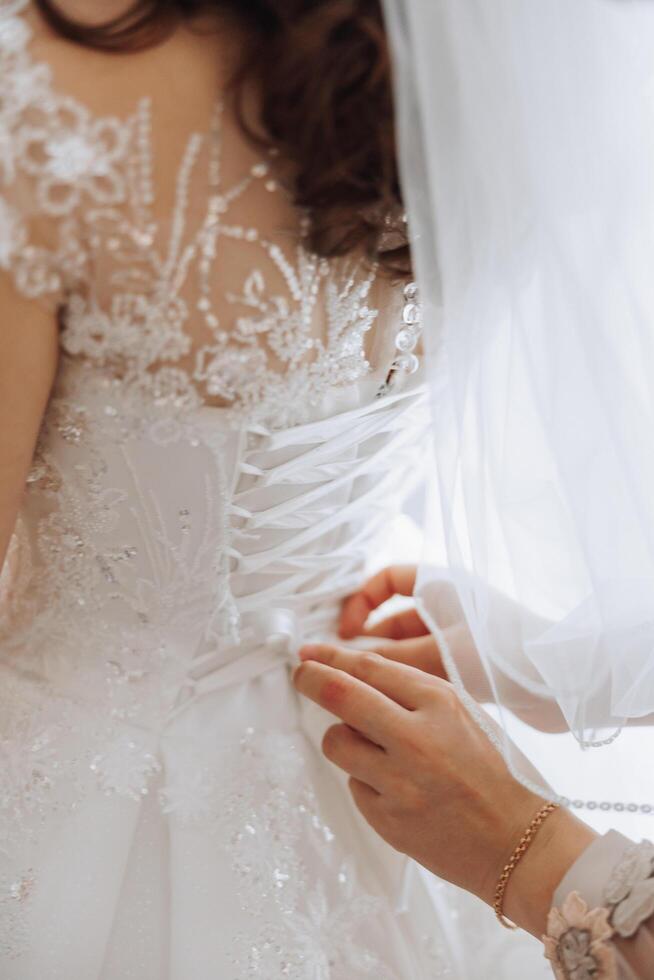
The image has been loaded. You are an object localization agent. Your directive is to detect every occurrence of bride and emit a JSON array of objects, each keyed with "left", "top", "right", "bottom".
[{"left": 0, "top": 1, "right": 553, "bottom": 977}]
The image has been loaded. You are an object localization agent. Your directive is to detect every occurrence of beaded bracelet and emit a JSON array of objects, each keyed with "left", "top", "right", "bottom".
[{"left": 493, "top": 801, "right": 560, "bottom": 929}]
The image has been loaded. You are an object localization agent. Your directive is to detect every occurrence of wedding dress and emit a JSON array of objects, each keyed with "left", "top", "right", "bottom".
[{"left": 0, "top": 4, "right": 550, "bottom": 977}]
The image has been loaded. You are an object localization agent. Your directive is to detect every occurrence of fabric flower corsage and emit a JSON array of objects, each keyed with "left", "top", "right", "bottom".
[
  {"left": 543, "top": 892, "right": 616, "bottom": 980},
  {"left": 604, "top": 840, "right": 654, "bottom": 939}
]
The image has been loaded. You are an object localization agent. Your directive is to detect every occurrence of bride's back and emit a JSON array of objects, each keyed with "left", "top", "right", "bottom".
[
  {"left": 0, "top": 7, "right": 478, "bottom": 980},
  {"left": 3, "top": 0, "right": 407, "bottom": 420}
]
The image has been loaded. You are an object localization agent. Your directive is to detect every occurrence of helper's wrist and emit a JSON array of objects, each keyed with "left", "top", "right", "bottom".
[{"left": 502, "top": 805, "right": 597, "bottom": 938}]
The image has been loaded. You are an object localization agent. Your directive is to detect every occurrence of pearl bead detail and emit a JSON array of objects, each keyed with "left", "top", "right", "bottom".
[
  {"left": 391, "top": 281, "right": 422, "bottom": 378},
  {"left": 376, "top": 281, "right": 423, "bottom": 398}
]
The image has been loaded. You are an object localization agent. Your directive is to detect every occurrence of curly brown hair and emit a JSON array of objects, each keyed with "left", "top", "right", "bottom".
[{"left": 34, "top": 0, "right": 409, "bottom": 278}]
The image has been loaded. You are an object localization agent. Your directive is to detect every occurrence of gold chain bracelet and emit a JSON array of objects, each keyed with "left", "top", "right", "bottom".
[{"left": 493, "top": 801, "right": 560, "bottom": 929}]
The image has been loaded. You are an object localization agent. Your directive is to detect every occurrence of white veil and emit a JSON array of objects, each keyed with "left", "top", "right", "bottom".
[{"left": 382, "top": 0, "right": 654, "bottom": 829}]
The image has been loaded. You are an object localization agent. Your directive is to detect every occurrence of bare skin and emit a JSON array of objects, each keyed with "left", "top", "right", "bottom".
[
  {"left": 341, "top": 564, "right": 580, "bottom": 733},
  {"left": 0, "top": 279, "right": 58, "bottom": 575},
  {"left": 0, "top": 1, "right": 243, "bottom": 581},
  {"left": 292, "top": 641, "right": 595, "bottom": 939},
  {"left": 296, "top": 567, "right": 654, "bottom": 971}
]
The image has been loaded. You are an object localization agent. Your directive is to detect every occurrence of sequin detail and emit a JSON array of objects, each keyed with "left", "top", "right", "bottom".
[
  {"left": 0, "top": 4, "right": 444, "bottom": 976},
  {"left": 0, "top": 5, "right": 382, "bottom": 426},
  {"left": 222, "top": 729, "right": 397, "bottom": 980}
]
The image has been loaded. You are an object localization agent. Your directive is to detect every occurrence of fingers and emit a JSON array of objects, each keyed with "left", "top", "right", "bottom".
[
  {"left": 375, "top": 635, "right": 446, "bottom": 678},
  {"left": 293, "top": 656, "right": 405, "bottom": 747},
  {"left": 363, "top": 607, "right": 427, "bottom": 640},
  {"left": 322, "top": 723, "right": 387, "bottom": 791},
  {"left": 348, "top": 776, "right": 382, "bottom": 823},
  {"left": 297, "top": 643, "right": 436, "bottom": 711},
  {"left": 339, "top": 565, "right": 418, "bottom": 639}
]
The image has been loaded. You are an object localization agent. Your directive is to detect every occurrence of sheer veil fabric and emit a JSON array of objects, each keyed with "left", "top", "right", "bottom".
[{"left": 382, "top": 0, "right": 654, "bottom": 826}]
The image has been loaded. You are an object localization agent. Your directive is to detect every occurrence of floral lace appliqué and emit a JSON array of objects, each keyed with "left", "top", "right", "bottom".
[
  {"left": 604, "top": 840, "right": 654, "bottom": 939},
  {"left": 544, "top": 892, "right": 616, "bottom": 980},
  {"left": 0, "top": 2, "right": 380, "bottom": 427},
  {"left": 0, "top": 5, "right": 431, "bottom": 975}
]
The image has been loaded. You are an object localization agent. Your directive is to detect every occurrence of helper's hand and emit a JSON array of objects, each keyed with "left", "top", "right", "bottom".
[
  {"left": 339, "top": 565, "right": 444, "bottom": 676},
  {"left": 340, "top": 566, "right": 492, "bottom": 700},
  {"left": 293, "top": 643, "right": 595, "bottom": 937},
  {"left": 340, "top": 565, "right": 427, "bottom": 640}
]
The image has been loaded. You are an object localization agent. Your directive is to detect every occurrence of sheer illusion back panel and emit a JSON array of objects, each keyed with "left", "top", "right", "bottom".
[{"left": 2, "top": 5, "right": 400, "bottom": 421}]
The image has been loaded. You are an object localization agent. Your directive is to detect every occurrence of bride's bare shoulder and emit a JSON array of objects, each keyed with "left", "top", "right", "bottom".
[{"left": 19, "top": 0, "right": 241, "bottom": 126}]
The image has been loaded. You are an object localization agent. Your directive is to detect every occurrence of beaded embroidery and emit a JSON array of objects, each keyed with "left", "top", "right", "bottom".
[
  {"left": 377, "top": 281, "right": 422, "bottom": 397},
  {"left": 220, "top": 729, "right": 397, "bottom": 980},
  {"left": 0, "top": 3, "right": 443, "bottom": 975},
  {"left": 0, "top": 1, "right": 381, "bottom": 426}
]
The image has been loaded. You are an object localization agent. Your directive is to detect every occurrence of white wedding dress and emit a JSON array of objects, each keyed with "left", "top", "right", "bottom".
[{"left": 0, "top": 4, "right": 549, "bottom": 977}]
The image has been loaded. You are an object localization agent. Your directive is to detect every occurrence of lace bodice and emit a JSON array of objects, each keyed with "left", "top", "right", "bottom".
[
  {"left": 0, "top": 8, "right": 557, "bottom": 979},
  {"left": 0, "top": 0, "right": 427, "bottom": 749},
  {"left": 0, "top": 7, "right": 450, "bottom": 977},
  {"left": 0, "top": 0, "right": 410, "bottom": 427}
]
